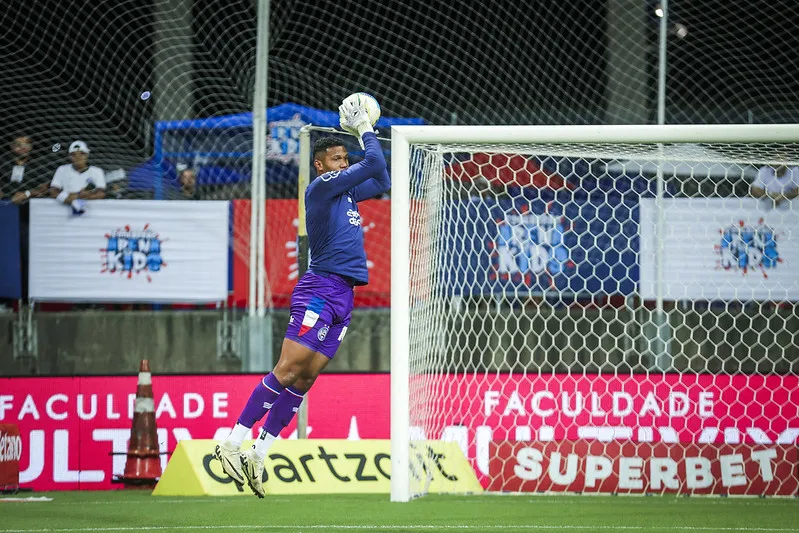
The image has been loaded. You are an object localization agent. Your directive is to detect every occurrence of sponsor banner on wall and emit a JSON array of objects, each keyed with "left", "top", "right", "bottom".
[
  {"left": 640, "top": 198, "right": 799, "bottom": 301},
  {"left": 488, "top": 440, "right": 798, "bottom": 495},
  {"left": 28, "top": 199, "right": 229, "bottom": 302},
  {"left": 0, "top": 374, "right": 390, "bottom": 491},
  {"left": 231, "top": 199, "right": 390, "bottom": 308},
  {"left": 0, "top": 202, "right": 21, "bottom": 299},
  {"left": 442, "top": 198, "right": 638, "bottom": 297},
  {"left": 152, "top": 439, "right": 481, "bottom": 496},
  {"left": 1, "top": 373, "right": 797, "bottom": 491},
  {"left": 417, "top": 373, "right": 799, "bottom": 487}
]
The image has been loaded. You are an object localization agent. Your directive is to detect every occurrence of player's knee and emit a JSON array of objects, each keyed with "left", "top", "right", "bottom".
[
  {"left": 272, "top": 362, "right": 302, "bottom": 387},
  {"left": 293, "top": 374, "right": 317, "bottom": 393}
]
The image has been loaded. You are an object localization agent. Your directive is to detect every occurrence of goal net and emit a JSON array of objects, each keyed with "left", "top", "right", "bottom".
[{"left": 390, "top": 124, "right": 799, "bottom": 501}]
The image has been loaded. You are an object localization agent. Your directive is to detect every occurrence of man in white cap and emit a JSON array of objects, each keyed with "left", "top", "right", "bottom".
[{"left": 49, "top": 140, "right": 106, "bottom": 214}]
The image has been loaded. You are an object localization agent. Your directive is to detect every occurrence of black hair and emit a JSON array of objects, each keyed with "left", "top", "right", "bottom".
[{"left": 313, "top": 137, "right": 346, "bottom": 160}]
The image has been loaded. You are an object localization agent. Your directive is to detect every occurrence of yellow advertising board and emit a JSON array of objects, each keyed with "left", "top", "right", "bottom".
[{"left": 153, "top": 439, "right": 482, "bottom": 496}]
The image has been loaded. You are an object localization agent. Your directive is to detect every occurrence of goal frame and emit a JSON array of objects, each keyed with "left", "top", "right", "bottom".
[{"left": 389, "top": 123, "right": 799, "bottom": 502}]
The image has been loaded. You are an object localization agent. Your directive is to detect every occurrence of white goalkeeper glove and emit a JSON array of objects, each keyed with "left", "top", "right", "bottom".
[{"left": 338, "top": 100, "right": 374, "bottom": 138}]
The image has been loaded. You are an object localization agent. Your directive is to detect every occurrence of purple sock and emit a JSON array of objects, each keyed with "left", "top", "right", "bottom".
[
  {"left": 236, "top": 373, "right": 285, "bottom": 427},
  {"left": 263, "top": 386, "right": 305, "bottom": 436}
]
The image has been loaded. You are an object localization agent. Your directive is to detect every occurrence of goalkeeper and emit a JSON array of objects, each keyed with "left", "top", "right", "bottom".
[{"left": 214, "top": 96, "right": 390, "bottom": 498}]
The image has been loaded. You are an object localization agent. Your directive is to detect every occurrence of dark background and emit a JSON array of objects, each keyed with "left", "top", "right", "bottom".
[{"left": 1, "top": 0, "right": 797, "bottom": 170}]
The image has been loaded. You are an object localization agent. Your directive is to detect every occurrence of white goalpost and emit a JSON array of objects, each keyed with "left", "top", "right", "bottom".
[{"left": 390, "top": 124, "right": 799, "bottom": 502}]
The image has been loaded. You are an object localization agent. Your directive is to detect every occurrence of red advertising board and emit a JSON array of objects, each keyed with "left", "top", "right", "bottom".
[
  {"left": 0, "top": 423, "right": 21, "bottom": 487},
  {"left": 488, "top": 440, "right": 798, "bottom": 495},
  {"left": 1, "top": 373, "right": 797, "bottom": 492},
  {"left": 419, "top": 373, "right": 799, "bottom": 484},
  {"left": 231, "top": 199, "right": 391, "bottom": 309},
  {"left": 0, "top": 374, "right": 389, "bottom": 491}
]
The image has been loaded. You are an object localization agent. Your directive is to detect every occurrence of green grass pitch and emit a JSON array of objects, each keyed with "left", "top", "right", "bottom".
[{"left": 2, "top": 491, "right": 798, "bottom": 533}]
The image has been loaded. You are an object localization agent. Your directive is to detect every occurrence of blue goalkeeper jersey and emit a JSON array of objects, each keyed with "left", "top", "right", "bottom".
[{"left": 305, "top": 132, "right": 390, "bottom": 285}]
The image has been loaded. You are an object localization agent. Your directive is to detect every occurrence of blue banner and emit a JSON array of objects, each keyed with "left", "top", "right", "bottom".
[
  {"left": 443, "top": 197, "right": 638, "bottom": 297},
  {"left": 0, "top": 202, "right": 22, "bottom": 299}
]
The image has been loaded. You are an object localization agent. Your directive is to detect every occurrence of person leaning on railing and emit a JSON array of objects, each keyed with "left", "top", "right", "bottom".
[{"left": 49, "top": 140, "right": 106, "bottom": 215}]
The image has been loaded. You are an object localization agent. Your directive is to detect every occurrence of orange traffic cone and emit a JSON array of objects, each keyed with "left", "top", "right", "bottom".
[{"left": 120, "top": 360, "right": 161, "bottom": 488}]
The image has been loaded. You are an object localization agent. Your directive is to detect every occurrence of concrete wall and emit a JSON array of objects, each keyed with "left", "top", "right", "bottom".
[
  {"left": 1, "top": 306, "right": 796, "bottom": 376},
  {"left": 0, "top": 309, "right": 391, "bottom": 376}
]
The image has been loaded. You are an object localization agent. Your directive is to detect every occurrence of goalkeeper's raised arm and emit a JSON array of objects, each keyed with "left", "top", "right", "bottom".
[{"left": 305, "top": 100, "right": 388, "bottom": 200}]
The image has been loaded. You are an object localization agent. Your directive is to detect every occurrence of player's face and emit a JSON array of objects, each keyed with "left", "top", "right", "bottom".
[{"left": 314, "top": 146, "right": 349, "bottom": 174}]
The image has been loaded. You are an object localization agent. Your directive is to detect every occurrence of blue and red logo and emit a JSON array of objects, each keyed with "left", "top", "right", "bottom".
[
  {"left": 489, "top": 204, "right": 573, "bottom": 288},
  {"left": 716, "top": 218, "right": 781, "bottom": 278},
  {"left": 101, "top": 224, "right": 165, "bottom": 281}
]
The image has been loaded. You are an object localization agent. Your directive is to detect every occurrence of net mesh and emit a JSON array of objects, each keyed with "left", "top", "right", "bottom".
[
  {"left": 272, "top": 0, "right": 799, "bottom": 125},
  {"left": 405, "top": 139, "right": 799, "bottom": 497},
  {"left": 2, "top": 0, "right": 799, "bottom": 311},
  {"left": 0, "top": 0, "right": 263, "bottom": 309}
]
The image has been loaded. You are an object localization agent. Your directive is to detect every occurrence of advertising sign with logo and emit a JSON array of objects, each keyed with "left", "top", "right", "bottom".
[
  {"left": 442, "top": 198, "right": 638, "bottom": 297},
  {"left": 152, "top": 439, "right": 480, "bottom": 496},
  {"left": 488, "top": 440, "right": 798, "bottom": 495},
  {"left": 28, "top": 199, "right": 229, "bottom": 302},
  {"left": 640, "top": 198, "right": 799, "bottom": 300},
  {"left": 2, "top": 373, "right": 796, "bottom": 493},
  {"left": 0, "top": 374, "right": 390, "bottom": 491}
]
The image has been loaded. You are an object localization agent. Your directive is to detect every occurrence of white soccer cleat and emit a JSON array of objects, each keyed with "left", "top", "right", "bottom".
[
  {"left": 214, "top": 442, "right": 245, "bottom": 485},
  {"left": 240, "top": 448, "right": 265, "bottom": 499}
]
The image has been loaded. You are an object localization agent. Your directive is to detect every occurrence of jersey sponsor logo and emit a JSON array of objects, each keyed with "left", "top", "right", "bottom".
[
  {"left": 320, "top": 171, "right": 341, "bottom": 182},
  {"left": 298, "top": 297, "right": 325, "bottom": 336},
  {"left": 317, "top": 325, "right": 329, "bottom": 341},
  {"left": 347, "top": 209, "right": 362, "bottom": 227}
]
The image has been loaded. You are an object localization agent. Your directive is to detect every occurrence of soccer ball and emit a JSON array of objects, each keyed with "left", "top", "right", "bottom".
[{"left": 343, "top": 92, "right": 381, "bottom": 126}]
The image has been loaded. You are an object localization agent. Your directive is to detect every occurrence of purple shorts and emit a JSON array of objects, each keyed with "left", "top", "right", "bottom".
[{"left": 284, "top": 271, "right": 354, "bottom": 359}]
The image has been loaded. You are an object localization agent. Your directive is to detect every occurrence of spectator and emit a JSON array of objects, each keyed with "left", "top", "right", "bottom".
[
  {"left": 164, "top": 163, "right": 200, "bottom": 200},
  {"left": 751, "top": 160, "right": 799, "bottom": 210},
  {"left": 0, "top": 134, "right": 49, "bottom": 204},
  {"left": 177, "top": 164, "right": 200, "bottom": 199},
  {"left": 50, "top": 140, "right": 106, "bottom": 214},
  {"left": 104, "top": 169, "right": 128, "bottom": 199}
]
